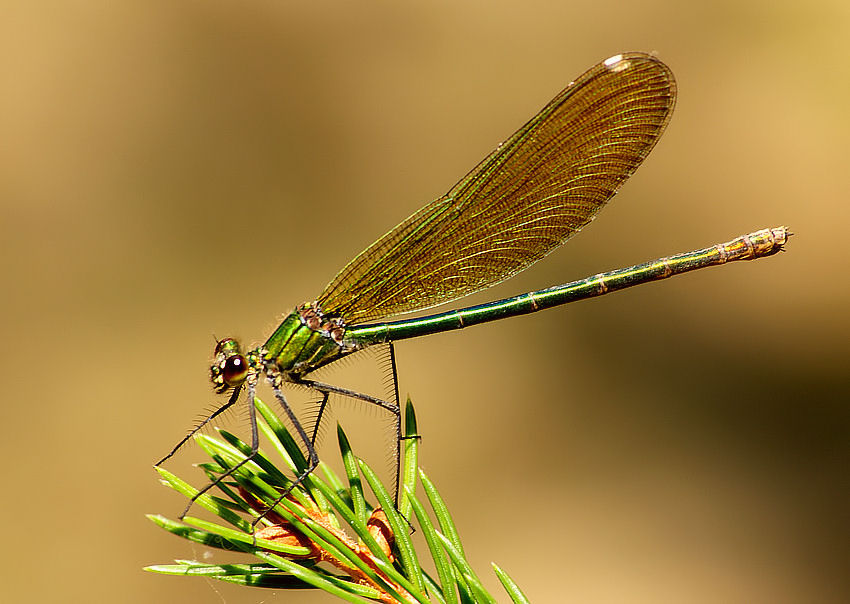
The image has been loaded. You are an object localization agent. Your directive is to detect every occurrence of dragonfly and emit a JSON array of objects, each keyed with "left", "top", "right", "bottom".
[{"left": 157, "top": 52, "right": 788, "bottom": 521}]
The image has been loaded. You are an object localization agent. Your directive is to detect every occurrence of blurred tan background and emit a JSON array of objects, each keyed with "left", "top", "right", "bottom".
[{"left": 2, "top": 1, "right": 848, "bottom": 602}]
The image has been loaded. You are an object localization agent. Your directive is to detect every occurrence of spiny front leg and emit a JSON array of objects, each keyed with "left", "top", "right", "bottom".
[
  {"left": 155, "top": 385, "right": 242, "bottom": 466},
  {"left": 179, "top": 379, "right": 262, "bottom": 521}
]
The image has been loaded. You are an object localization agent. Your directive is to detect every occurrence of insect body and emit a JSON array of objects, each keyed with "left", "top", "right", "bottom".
[{"left": 157, "top": 53, "right": 788, "bottom": 524}]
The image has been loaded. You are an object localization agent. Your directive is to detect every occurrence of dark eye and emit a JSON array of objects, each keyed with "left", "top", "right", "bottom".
[{"left": 222, "top": 354, "right": 249, "bottom": 386}]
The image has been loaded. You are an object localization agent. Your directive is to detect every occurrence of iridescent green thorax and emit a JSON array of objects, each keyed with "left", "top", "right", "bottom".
[{"left": 262, "top": 302, "right": 359, "bottom": 379}]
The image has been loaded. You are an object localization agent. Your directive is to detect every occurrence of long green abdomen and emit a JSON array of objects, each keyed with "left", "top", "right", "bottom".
[{"left": 345, "top": 227, "right": 788, "bottom": 347}]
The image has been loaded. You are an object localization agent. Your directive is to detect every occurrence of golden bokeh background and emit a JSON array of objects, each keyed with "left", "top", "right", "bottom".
[{"left": 2, "top": 1, "right": 847, "bottom": 602}]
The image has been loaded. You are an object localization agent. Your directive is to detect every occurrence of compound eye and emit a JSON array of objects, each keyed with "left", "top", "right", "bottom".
[
  {"left": 222, "top": 354, "right": 249, "bottom": 386},
  {"left": 215, "top": 337, "right": 240, "bottom": 356}
]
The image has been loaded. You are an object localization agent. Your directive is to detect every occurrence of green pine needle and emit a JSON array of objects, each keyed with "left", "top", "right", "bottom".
[{"left": 147, "top": 397, "right": 528, "bottom": 603}]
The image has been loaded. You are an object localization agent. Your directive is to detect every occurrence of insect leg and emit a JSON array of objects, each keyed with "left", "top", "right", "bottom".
[
  {"left": 156, "top": 385, "right": 242, "bottom": 466},
  {"left": 178, "top": 380, "right": 261, "bottom": 520},
  {"left": 297, "top": 375, "right": 403, "bottom": 503},
  {"left": 250, "top": 381, "right": 320, "bottom": 528}
]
